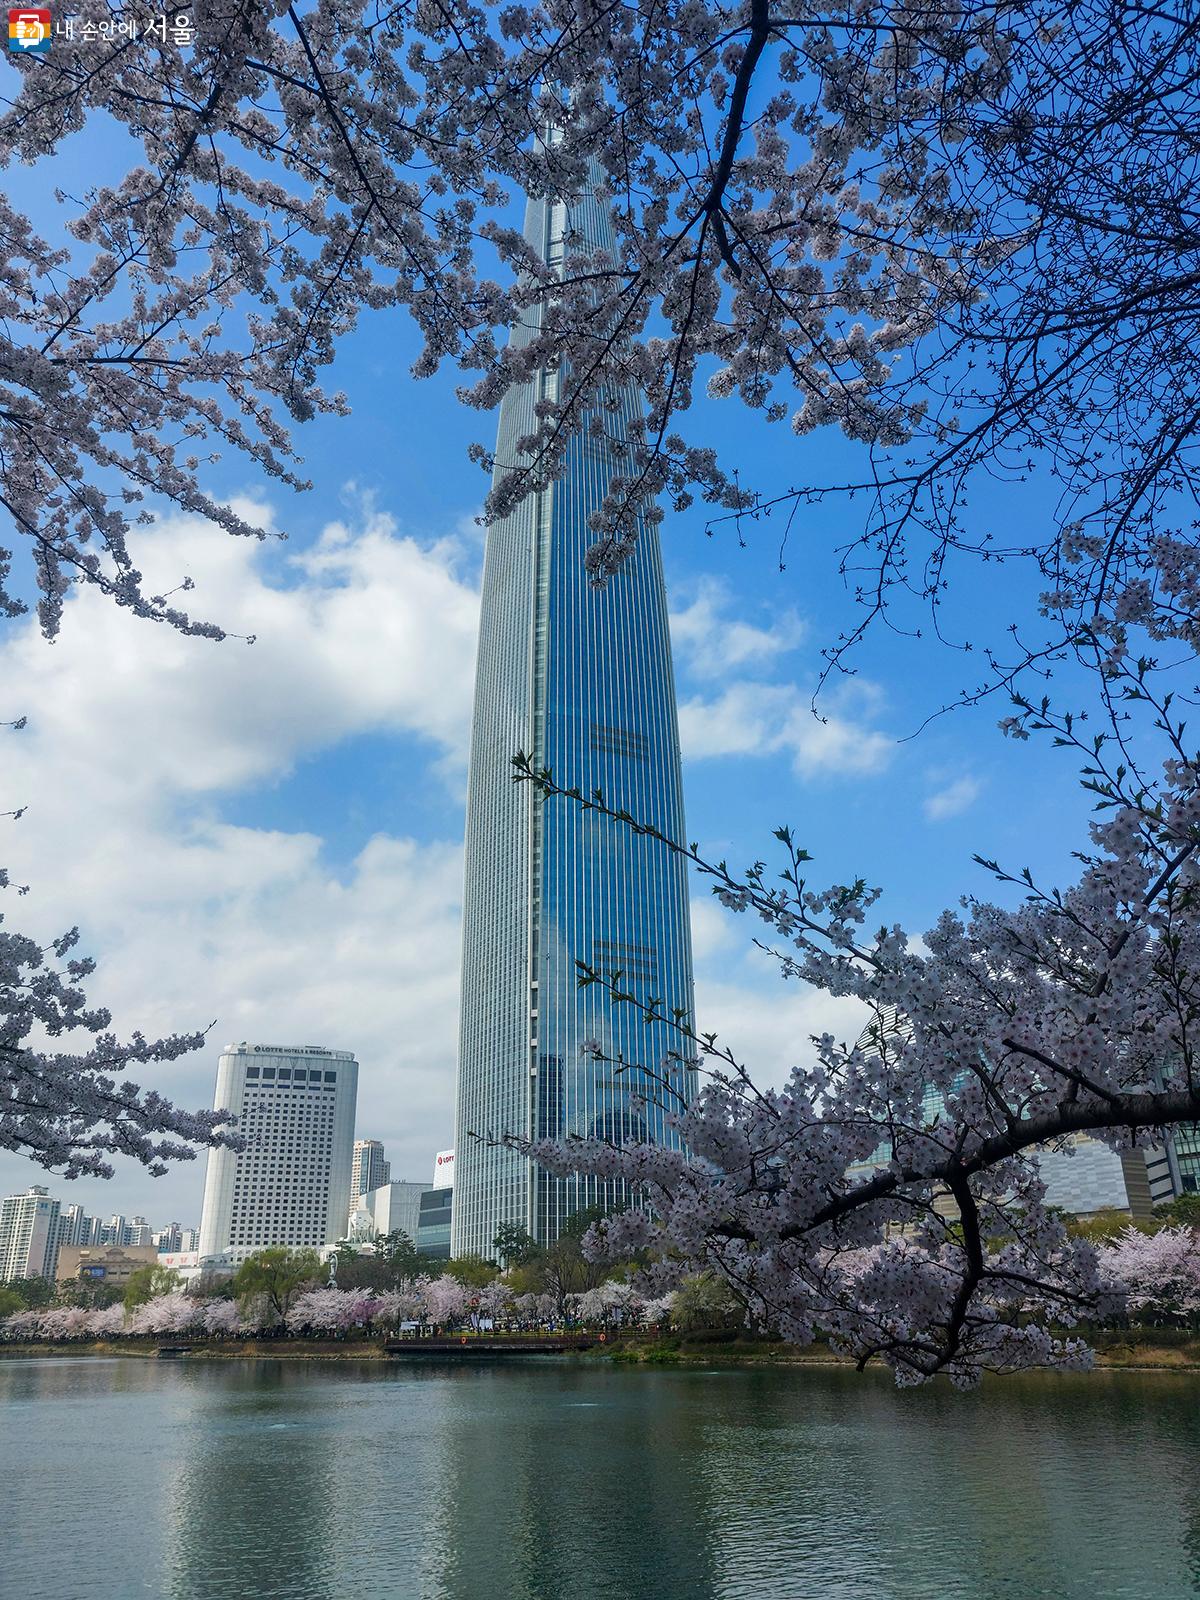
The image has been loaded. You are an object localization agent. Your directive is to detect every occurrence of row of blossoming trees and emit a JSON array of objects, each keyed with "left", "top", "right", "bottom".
[
  {"left": 5, "top": 1231, "right": 1200, "bottom": 1345},
  {"left": 0, "top": 1274, "right": 677, "bottom": 1344}
]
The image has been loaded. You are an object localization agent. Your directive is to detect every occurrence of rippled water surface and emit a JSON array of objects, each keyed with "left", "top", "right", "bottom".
[{"left": 2, "top": 1356, "right": 1198, "bottom": 1599}]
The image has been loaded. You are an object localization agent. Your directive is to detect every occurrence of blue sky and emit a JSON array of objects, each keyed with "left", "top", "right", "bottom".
[{"left": 0, "top": 121, "right": 1103, "bottom": 1231}]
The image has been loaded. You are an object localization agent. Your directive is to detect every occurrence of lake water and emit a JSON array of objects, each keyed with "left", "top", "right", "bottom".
[{"left": 2, "top": 1356, "right": 1198, "bottom": 1599}]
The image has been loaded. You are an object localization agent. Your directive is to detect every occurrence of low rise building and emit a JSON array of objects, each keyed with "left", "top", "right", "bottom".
[
  {"left": 57, "top": 1244, "right": 157, "bottom": 1287},
  {"left": 155, "top": 1250, "right": 234, "bottom": 1284}
]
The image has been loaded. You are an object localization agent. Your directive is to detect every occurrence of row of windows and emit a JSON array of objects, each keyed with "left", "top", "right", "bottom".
[{"left": 245, "top": 1066, "right": 338, "bottom": 1083}]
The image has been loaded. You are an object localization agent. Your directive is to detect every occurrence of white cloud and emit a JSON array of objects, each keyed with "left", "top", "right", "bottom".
[
  {"left": 694, "top": 967, "right": 868, "bottom": 1093},
  {"left": 0, "top": 502, "right": 481, "bottom": 1218},
  {"left": 686, "top": 889, "right": 869, "bottom": 1091},
  {"left": 6, "top": 497, "right": 480, "bottom": 802},
  {"left": 670, "top": 579, "right": 805, "bottom": 679},
  {"left": 689, "top": 897, "right": 740, "bottom": 963},
  {"left": 923, "top": 774, "right": 982, "bottom": 821},
  {"left": 678, "top": 680, "right": 892, "bottom": 777}
]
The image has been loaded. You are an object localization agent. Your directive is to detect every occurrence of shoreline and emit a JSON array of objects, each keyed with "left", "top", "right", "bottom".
[{"left": 3, "top": 1335, "right": 1199, "bottom": 1373}]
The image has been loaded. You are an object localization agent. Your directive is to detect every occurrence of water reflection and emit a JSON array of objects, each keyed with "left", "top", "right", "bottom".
[
  {"left": 164, "top": 1362, "right": 345, "bottom": 1600},
  {"left": 423, "top": 1361, "right": 723, "bottom": 1600},
  {"left": 2, "top": 1357, "right": 1200, "bottom": 1600}
]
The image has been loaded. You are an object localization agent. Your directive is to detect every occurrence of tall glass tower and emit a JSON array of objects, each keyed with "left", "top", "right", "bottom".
[{"left": 452, "top": 171, "right": 695, "bottom": 1257}]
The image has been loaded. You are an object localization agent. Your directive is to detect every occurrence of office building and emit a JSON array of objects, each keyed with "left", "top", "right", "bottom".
[
  {"left": 0, "top": 1186, "right": 61, "bottom": 1281},
  {"left": 432, "top": 1148, "right": 454, "bottom": 1189},
  {"left": 1161, "top": 1125, "right": 1200, "bottom": 1196},
  {"left": 351, "top": 1139, "right": 391, "bottom": 1201},
  {"left": 453, "top": 164, "right": 696, "bottom": 1254},
  {"left": 197, "top": 1043, "right": 358, "bottom": 1263},
  {"left": 1036, "top": 1135, "right": 1161, "bottom": 1219},
  {"left": 356, "top": 1180, "right": 424, "bottom": 1245},
  {"left": 417, "top": 1186, "right": 453, "bottom": 1260}
]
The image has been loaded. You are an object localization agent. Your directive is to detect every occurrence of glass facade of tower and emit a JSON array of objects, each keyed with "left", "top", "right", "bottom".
[{"left": 452, "top": 175, "right": 695, "bottom": 1257}]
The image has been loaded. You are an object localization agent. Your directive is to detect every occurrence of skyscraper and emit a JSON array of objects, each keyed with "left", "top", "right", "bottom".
[
  {"left": 198, "top": 1044, "right": 358, "bottom": 1262},
  {"left": 351, "top": 1138, "right": 391, "bottom": 1201},
  {"left": 452, "top": 170, "right": 695, "bottom": 1256}
]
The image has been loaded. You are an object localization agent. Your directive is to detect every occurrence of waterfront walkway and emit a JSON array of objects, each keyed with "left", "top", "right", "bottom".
[{"left": 384, "top": 1335, "right": 598, "bottom": 1358}]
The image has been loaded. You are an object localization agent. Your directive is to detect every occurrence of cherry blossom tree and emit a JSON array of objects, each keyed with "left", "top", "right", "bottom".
[
  {"left": 2, "top": 714, "right": 240, "bottom": 1181},
  {"left": 373, "top": 1286, "right": 422, "bottom": 1328},
  {"left": 85, "top": 1303, "right": 127, "bottom": 1338},
  {"left": 474, "top": 1281, "right": 513, "bottom": 1328},
  {"left": 286, "top": 1283, "right": 430, "bottom": 1334},
  {"left": 31, "top": 1305, "right": 90, "bottom": 1340},
  {"left": 1, "top": 1303, "right": 114, "bottom": 1339},
  {"left": 1, "top": 1308, "right": 42, "bottom": 1340},
  {"left": 513, "top": 688, "right": 1200, "bottom": 1385},
  {"left": 573, "top": 1281, "right": 644, "bottom": 1327},
  {"left": 287, "top": 1286, "right": 351, "bottom": 1334},
  {"left": 1102, "top": 1227, "right": 1200, "bottom": 1325},
  {"left": 200, "top": 1299, "right": 241, "bottom": 1337},
  {"left": 641, "top": 1295, "right": 674, "bottom": 1328},
  {"left": 573, "top": 1286, "right": 616, "bottom": 1327},
  {"left": 0, "top": 2, "right": 1193, "bottom": 692},
  {"left": 513, "top": 1291, "right": 557, "bottom": 1330},
  {"left": 1, "top": 901, "right": 243, "bottom": 1179},
  {"left": 4, "top": 1, "right": 1200, "bottom": 1382},
  {"left": 423, "top": 1275, "right": 469, "bottom": 1330},
  {"left": 129, "top": 1292, "right": 203, "bottom": 1335}
]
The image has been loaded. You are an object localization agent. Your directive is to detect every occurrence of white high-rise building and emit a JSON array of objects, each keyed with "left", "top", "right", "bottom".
[
  {"left": 55, "top": 1203, "right": 92, "bottom": 1250},
  {"left": 198, "top": 1043, "right": 358, "bottom": 1263},
  {"left": 127, "top": 1217, "right": 153, "bottom": 1247},
  {"left": 100, "top": 1214, "right": 128, "bottom": 1247},
  {"left": 351, "top": 1139, "right": 391, "bottom": 1200},
  {"left": 0, "top": 1186, "right": 61, "bottom": 1281},
  {"left": 153, "top": 1222, "right": 183, "bottom": 1253}
]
